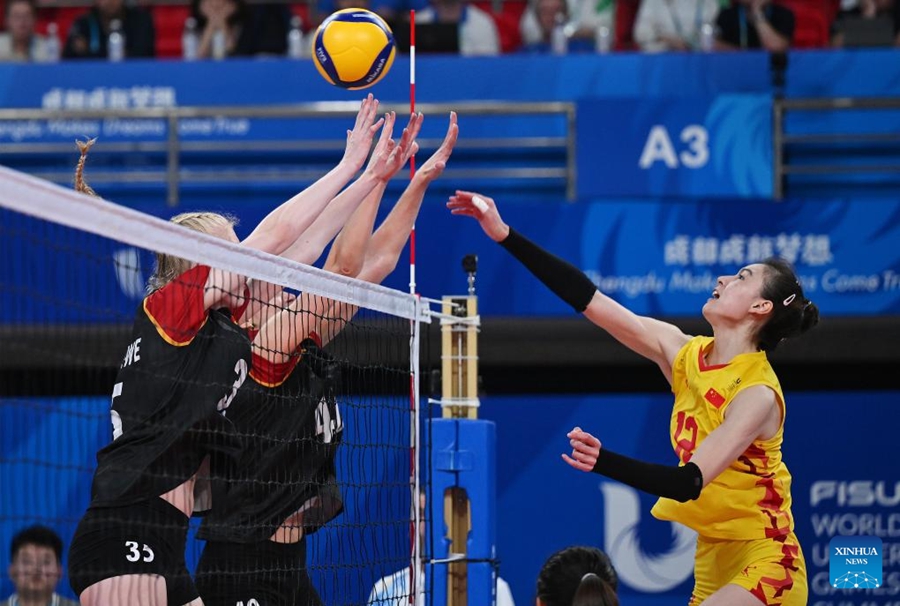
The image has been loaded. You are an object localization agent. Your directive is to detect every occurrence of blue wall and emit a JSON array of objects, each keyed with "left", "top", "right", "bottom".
[{"left": 3, "top": 391, "right": 897, "bottom": 605}]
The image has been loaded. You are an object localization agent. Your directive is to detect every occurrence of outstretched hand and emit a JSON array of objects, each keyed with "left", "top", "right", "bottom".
[
  {"left": 342, "top": 94, "right": 385, "bottom": 172},
  {"left": 417, "top": 112, "right": 458, "bottom": 184},
  {"left": 365, "top": 112, "right": 420, "bottom": 183},
  {"left": 446, "top": 190, "right": 510, "bottom": 243},
  {"left": 562, "top": 427, "right": 601, "bottom": 472}
]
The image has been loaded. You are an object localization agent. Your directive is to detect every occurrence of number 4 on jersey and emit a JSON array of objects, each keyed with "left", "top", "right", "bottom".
[{"left": 315, "top": 398, "right": 343, "bottom": 444}]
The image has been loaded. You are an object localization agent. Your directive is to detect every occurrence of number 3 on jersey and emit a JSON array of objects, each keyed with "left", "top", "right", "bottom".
[
  {"left": 125, "top": 540, "right": 154, "bottom": 563},
  {"left": 217, "top": 359, "right": 249, "bottom": 413}
]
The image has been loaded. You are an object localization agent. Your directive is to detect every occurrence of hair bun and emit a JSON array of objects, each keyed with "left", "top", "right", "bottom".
[{"left": 800, "top": 300, "right": 819, "bottom": 334}]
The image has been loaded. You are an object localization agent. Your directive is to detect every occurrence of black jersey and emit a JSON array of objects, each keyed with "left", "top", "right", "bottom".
[
  {"left": 199, "top": 338, "right": 344, "bottom": 543},
  {"left": 90, "top": 265, "right": 252, "bottom": 508}
]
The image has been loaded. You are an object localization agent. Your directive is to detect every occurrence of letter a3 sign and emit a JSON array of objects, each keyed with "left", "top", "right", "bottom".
[{"left": 829, "top": 536, "right": 883, "bottom": 589}]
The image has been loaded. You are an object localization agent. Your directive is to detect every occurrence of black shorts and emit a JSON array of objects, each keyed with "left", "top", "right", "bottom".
[
  {"left": 195, "top": 537, "right": 322, "bottom": 606},
  {"left": 68, "top": 498, "right": 198, "bottom": 605}
]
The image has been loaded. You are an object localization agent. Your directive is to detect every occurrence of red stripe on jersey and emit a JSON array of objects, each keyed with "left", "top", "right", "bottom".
[
  {"left": 698, "top": 345, "right": 730, "bottom": 371},
  {"left": 231, "top": 285, "right": 252, "bottom": 323},
  {"left": 144, "top": 265, "right": 210, "bottom": 346},
  {"left": 308, "top": 331, "right": 323, "bottom": 348},
  {"left": 250, "top": 351, "right": 301, "bottom": 388}
]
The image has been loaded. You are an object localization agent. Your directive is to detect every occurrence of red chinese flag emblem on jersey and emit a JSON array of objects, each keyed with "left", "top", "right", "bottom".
[{"left": 704, "top": 388, "right": 725, "bottom": 408}]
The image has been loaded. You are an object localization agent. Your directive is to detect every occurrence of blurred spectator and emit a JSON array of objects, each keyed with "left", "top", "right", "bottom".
[
  {"left": 2, "top": 526, "right": 79, "bottom": 606},
  {"left": 0, "top": 0, "right": 50, "bottom": 61},
  {"left": 519, "top": 0, "right": 598, "bottom": 52},
  {"left": 832, "top": 0, "right": 900, "bottom": 46},
  {"left": 63, "top": 0, "right": 155, "bottom": 59},
  {"left": 633, "top": 0, "right": 721, "bottom": 52},
  {"left": 536, "top": 545, "right": 619, "bottom": 606},
  {"left": 520, "top": 0, "right": 615, "bottom": 48},
  {"left": 415, "top": 0, "right": 500, "bottom": 55},
  {"left": 191, "top": 0, "right": 291, "bottom": 57},
  {"left": 191, "top": 0, "right": 251, "bottom": 58},
  {"left": 716, "top": 0, "right": 794, "bottom": 51}
]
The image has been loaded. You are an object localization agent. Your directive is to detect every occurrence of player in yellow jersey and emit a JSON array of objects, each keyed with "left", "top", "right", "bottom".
[{"left": 447, "top": 191, "right": 819, "bottom": 606}]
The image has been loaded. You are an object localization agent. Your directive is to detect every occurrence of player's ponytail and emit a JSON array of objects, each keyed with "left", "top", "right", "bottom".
[
  {"left": 148, "top": 212, "right": 237, "bottom": 293},
  {"left": 572, "top": 572, "right": 618, "bottom": 606},
  {"left": 74, "top": 137, "right": 98, "bottom": 197},
  {"left": 756, "top": 257, "right": 820, "bottom": 352},
  {"left": 536, "top": 546, "right": 618, "bottom": 606}
]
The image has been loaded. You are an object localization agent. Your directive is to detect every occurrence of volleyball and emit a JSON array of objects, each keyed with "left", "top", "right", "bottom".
[{"left": 312, "top": 8, "right": 396, "bottom": 90}]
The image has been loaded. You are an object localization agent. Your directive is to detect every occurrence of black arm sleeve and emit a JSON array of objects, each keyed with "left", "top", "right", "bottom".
[
  {"left": 498, "top": 227, "right": 597, "bottom": 313},
  {"left": 591, "top": 449, "right": 703, "bottom": 503}
]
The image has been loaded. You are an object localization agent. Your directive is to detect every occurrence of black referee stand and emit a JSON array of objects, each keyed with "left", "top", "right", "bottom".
[{"left": 426, "top": 255, "right": 499, "bottom": 606}]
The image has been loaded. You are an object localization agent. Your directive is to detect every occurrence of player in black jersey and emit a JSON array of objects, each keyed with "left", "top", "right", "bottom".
[
  {"left": 67, "top": 96, "right": 407, "bottom": 606},
  {"left": 194, "top": 112, "right": 458, "bottom": 606}
]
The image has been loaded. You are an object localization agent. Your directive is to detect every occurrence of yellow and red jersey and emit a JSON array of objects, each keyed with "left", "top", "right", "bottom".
[{"left": 651, "top": 336, "right": 795, "bottom": 541}]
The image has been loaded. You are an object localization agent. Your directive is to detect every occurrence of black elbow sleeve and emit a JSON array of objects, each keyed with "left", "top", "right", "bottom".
[
  {"left": 499, "top": 228, "right": 596, "bottom": 313},
  {"left": 591, "top": 450, "right": 704, "bottom": 503}
]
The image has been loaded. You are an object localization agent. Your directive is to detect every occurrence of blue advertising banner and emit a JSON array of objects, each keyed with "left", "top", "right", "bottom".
[
  {"left": 0, "top": 53, "right": 772, "bottom": 110},
  {"left": 576, "top": 95, "right": 773, "bottom": 199},
  {"left": 409, "top": 197, "right": 900, "bottom": 317},
  {"left": 4, "top": 195, "right": 900, "bottom": 324}
]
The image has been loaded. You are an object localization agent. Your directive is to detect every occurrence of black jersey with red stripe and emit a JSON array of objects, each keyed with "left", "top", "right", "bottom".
[
  {"left": 198, "top": 339, "right": 344, "bottom": 543},
  {"left": 90, "top": 265, "right": 252, "bottom": 508}
]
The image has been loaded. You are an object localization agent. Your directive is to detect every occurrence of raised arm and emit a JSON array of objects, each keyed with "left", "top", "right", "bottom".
[
  {"left": 240, "top": 94, "right": 384, "bottom": 256},
  {"left": 277, "top": 114, "right": 416, "bottom": 267},
  {"left": 360, "top": 112, "right": 457, "bottom": 283},
  {"left": 310, "top": 112, "right": 459, "bottom": 347},
  {"left": 323, "top": 112, "right": 424, "bottom": 277},
  {"left": 447, "top": 191, "right": 690, "bottom": 382}
]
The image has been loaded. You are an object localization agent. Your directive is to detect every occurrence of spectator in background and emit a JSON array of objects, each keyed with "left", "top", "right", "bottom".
[
  {"left": 191, "top": 0, "right": 291, "bottom": 57},
  {"left": 0, "top": 0, "right": 50, "bottom": 61},
  {"left": 191, "top": 0, "right": 252, "bottom": 58},
  {"left": 520, "top": 0, "right": 615, "bottom": 49},
  {"left": 63, "top": 0, "right": 155, "bottom": 59},
  {"left": 415, "top": 0, "right": 500, "bottom": 55},
  {"left": 633, "top": 0, "right": 720, "bottom": 52},
  {"left": 536, "top": 546, "right": 619, "bottom": 606},
  {"left": 519, "top": 0, "right": 597, "bottom": 52},
  {"left": 832, "top": 0, "right": 900, "bottom": 46},
  {"left": 715, "top": 0, "right": 794, "bottom": 51},
  {"left": 3, "top": 526, "right": 79, "bottom": 606}
]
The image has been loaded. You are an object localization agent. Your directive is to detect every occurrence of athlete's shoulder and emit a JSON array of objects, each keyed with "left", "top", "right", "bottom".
[{"left": 141, "top": 265, "right": 211, "bottom": 346}]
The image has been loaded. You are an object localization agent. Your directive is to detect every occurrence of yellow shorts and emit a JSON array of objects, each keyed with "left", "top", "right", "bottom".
[{"left": 689, "top": 531, "right": 808, "bottom": 605}]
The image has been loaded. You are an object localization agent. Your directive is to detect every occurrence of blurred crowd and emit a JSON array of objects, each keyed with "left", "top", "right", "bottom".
[{"left": 0, "top": 0, "right": 897, "bottom": 61}]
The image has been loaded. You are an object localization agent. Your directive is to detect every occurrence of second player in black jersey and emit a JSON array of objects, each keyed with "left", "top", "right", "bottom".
[{"left": 194, "top": 112, "right": 458, "bottom": 606}]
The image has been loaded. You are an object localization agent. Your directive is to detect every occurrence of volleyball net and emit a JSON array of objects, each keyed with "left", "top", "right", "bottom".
[{"left": 0, "top": 165, "right": 428, "bottom": 606}]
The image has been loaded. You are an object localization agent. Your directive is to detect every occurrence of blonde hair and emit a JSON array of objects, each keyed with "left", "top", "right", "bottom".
[
  {"left": 71, "top": 139, "right": 238, "bottom": 294},
  {"left": 148, "top": 212, "right": 238, "bottom": 292},
  {"left": 74, "top": 137, "right": 98, "bottom": 197}
]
